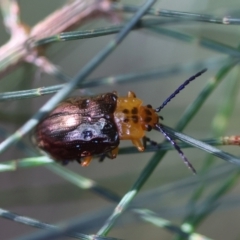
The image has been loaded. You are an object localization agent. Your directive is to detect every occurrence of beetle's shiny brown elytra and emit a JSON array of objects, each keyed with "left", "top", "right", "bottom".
[{"left": 34, "top": 69, "right": 207, "bottom": 173}]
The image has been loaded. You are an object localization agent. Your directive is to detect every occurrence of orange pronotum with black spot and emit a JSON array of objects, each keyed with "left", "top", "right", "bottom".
[{"left": 114, "top": 91, "right": 159, "bottom": 151}]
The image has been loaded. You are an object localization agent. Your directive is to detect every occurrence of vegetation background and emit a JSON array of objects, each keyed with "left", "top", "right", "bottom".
[{"left": 0, "top": 0, "right": 240, "bottom": 239}]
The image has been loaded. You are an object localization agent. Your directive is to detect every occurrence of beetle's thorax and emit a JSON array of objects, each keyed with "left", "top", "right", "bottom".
[{"left": 113, "top": 92, "right": 159, "bottom": 140}]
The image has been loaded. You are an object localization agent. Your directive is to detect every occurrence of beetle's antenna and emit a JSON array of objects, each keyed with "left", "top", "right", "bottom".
[
  {"left": 155, "top": 69, "right": 207, "bottom": 112},
  {"left": 154, "top": 124, "right": 196, "bottom": 174}
]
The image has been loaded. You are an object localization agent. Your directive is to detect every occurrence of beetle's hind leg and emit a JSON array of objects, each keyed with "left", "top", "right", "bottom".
[
  {"left": 107, "top": 147, "right": 119, "bottom": 159},
  {"left": 99, "top": 147, "right": 119, "bottom": 163}
]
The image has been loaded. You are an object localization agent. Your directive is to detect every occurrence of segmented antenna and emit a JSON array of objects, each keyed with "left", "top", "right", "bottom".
[
  {"left": 154, "top": 124, "right": 196, "bottom": 174},
  {"left": 155, "top": 69, "right": 207, "bottom": 112}
]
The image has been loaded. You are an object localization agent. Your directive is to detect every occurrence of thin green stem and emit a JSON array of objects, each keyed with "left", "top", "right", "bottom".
[
  {"left": 0, "top": 57, "right": 226, "bottom": 102},
  {"left": 113, "top": 3, "right": 240, "bottom": 25}
]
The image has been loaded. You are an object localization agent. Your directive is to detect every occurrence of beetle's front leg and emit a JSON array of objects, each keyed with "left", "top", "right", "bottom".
[
  {"left": 131, "top": 139, "right": 144, "bottom": 151},
  {"left": 143, "top": 136, "right": 158, "bottom": 149}
]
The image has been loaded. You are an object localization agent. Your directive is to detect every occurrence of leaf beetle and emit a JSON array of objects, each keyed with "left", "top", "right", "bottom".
[{"left": 34, "top": 69, "right": 207, "bottom": 173}]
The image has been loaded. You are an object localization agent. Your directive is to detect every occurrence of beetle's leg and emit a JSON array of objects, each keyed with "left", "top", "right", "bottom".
[
  {"left": 62, "top": 160, "right": 70, "bottom": 165},
  {"left": 76, "top": 159, "right": 81, "bottom": 164},
  {"left": 132, "top": 139, "right": 144, "bottom": 151},
  {"left": 99, "top": 154, "right": 106, "bottom": 162},
  {"left": 81, "top": 156, "right": 92, "bottom": 167},
  {"left": 100, "top": 147, "right": 119, "bottom": 162},
  {"left": 143, "top": 136, "right": 147, "bottom": 149},
  {"left": 111, "top": 147, "right": 119, "bottom": 158},
  {"left": 127, "top": 91, "right": 136, "bottom": 98},
  {"left": 143, "top": 136, "right": 159, "bottom": 149},
  {"left": 106, "top": 147, "right": 119, "bottom": 159}
]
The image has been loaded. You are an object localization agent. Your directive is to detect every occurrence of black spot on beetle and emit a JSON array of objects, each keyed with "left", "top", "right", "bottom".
[
  {"left": 144, "top": 117, "right": 152, "bottom": 123},
  {"left": 147, "top": 104, "right": 152, "bottom": 108},
  {"left": 145, "top": 109, "right": 152, "bottom": 116},
  {"left": 131, "top": 107, "right": 138, "bottom": 114},
  {"left": 124, "top": 118, "right": 129, "bottom": 123},
  {"left": 122, "top": 109, "right": 129, "bottom": 114}
]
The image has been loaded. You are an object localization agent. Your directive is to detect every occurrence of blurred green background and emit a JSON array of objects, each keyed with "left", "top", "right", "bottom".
[{"left": 0, "top": 0, "right": 240, "bottom": 239}]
